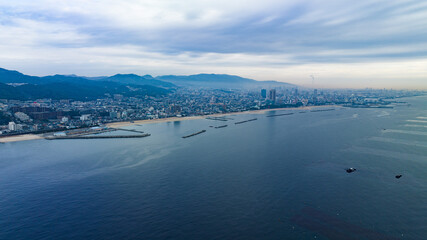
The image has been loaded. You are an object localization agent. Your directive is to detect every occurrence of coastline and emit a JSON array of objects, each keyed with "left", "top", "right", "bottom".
[
  {"left": 106, "top": 105, "right": 340, "bottom": 128},
  {"left": 0, "top": 105, "right": 339, "bottom": 143}
]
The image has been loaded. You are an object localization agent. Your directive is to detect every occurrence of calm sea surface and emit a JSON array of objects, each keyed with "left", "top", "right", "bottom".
[{"left": 0, "top": 96, "right": 426, "bottom": 240}]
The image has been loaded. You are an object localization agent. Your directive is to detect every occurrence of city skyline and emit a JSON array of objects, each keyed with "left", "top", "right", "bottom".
[{"left": 0, "top": 0, "right": 426, "bottom": 89}]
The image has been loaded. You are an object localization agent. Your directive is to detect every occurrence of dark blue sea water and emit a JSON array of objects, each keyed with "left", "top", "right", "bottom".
[{"left": 0, "top": 96, "right": 426, "bottom": 240}]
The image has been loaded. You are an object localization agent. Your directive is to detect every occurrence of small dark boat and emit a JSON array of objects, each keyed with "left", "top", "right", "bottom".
[
  {"left": 346, "top": 168, "right": 356, "bottom": 173},
  {"left": 395, "top": 175, "right": 402, "bottom": 179}
]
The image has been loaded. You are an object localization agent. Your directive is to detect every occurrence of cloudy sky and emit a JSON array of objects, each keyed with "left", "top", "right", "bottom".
[{"left": 0, "top": 0, "right": 426, "bottom": 89}]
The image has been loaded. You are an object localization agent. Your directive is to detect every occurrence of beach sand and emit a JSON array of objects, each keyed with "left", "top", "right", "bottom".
[{"left": 0, "top": 134, "right": 43, "bottom": 143}]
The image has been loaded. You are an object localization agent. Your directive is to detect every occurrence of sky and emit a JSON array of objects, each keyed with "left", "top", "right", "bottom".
[{"left": 0, "top": 0, "right": 426, "bottom": 89}]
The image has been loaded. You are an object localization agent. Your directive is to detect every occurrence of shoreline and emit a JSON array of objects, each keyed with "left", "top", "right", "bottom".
[
  {"left": 0, "top": 105, "right": 339, "bottom": 143},
  {"left": 107, "top": 105, "right": 340, "bottom": 128}
]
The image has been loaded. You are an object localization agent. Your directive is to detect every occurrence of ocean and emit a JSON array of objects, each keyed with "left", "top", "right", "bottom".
[{"left": 0, "top": 96, "right": 426, "bottom": 240}]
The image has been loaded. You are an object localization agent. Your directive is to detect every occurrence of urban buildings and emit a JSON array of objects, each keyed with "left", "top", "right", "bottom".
[
  {"left": 8, "top": 122, "right": 16, "bottom": 131},
  {"left": 268, "top": 89, "right": 276, "bottom": 103},
  {"left": 0, "top": 87, "right": 423, "bottom": 136},
  {"left": 261, "top": 89, "right": 267, "bottom": 98}
]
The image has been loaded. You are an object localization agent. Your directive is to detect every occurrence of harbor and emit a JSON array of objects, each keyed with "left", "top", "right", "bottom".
[
  {"left": 43, "top": 126, "right": 150, "bottom": 140},
  {"left": 45, "top": 134, "right": 151, "bottom": 140}
]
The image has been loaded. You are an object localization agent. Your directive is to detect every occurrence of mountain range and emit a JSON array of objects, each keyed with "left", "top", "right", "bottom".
[{"left": 0, "top": 67, "right": 295, "bottom": 100}]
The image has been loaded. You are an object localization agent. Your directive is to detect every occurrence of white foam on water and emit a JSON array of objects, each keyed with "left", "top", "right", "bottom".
[
  {"left": 416, "top": 117, "right": 427, "bottom": 119},
  {"left": 346, "top": 146, "right": 427, "bottom": 162},
  {"left": 383, "top": 129, "right": 427, "bottom": 136},
  {"left": 407, "top": 120, "right": 427, "bottom": 123},
  {"left": 404, "top": 124, "right": 427, "bottom": 128},
  {"left": 377, "top": 111, "right": 390, "bottom": 117},
  {"left": 369, "top": 137, "right": 427, "bottom": 148}
]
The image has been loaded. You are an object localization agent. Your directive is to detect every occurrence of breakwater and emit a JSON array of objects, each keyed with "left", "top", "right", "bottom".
[
  {"left": 112, "top": 128, "right": 145, "bottom": 133},
  {"left": 182, "top": 130, "right": 206, "bottom": 138},
  {"left": 266, "top": 113, "right": 294, "bottom": 117},
  {"left": 46, "top": 134, "right": 150, "bottom": 140},
  {"left": 310, "top": 108, "right": 336, "bottom": 112},
  {"left": 344, "top": 105, "right": 393, "bottom": 109},
  {"left": 206, "top": 117, "right": 228, "bottom": 121},
  {"left": 235, "top": 118, "right": 258, "bottom": 124}
]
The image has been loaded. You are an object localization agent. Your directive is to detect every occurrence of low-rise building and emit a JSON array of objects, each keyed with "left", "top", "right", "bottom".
[{"left": 8, "top": 122, "right": 17, "bottom": 131}]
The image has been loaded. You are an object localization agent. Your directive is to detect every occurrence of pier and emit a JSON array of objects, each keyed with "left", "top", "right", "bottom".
[
  {"left": 46, "top": 134, "right": 150, "bottom": 140},
  {"left": 235, "top": 118, "right": 257, "bottom": 124},
  {"left": 112, "top": 128, "right": 145, "bottom": 133},
  {"left": 182, "top": 130, "right": 206, "bottom": 138}
]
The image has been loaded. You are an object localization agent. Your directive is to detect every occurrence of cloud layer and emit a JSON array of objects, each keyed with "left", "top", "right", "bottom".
[{"left": 0, "top": 0, "right": 426, "bottom": 88}]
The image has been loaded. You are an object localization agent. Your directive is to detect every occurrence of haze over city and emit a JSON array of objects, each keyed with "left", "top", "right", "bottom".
[{"left": 0, "top": 0, "right": 426, "bottom": 89}]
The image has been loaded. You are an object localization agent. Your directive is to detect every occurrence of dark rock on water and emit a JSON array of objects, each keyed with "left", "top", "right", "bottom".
[{"left": 395, "top": 175, "right": 402, "bottom": 179}]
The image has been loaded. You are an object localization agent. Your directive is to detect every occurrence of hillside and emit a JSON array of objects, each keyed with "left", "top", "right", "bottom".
[
  {"left": 156, "top": 74, "right": 295, "bottom": 89},
  {"left": 0, "top": 81, "right": 169, "bottom": 101}
]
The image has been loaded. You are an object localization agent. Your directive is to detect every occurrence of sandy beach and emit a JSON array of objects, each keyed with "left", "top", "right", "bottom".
[
  {"left": 0, "top": 134, "right": 43, "bottom": 143},
  {"left": 107, "top": 105, "right": 339, "bottom": 128}
]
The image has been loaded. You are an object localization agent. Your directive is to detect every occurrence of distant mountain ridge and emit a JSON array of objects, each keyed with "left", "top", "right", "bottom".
[
  {"left": 102, "top": 74, "right": 175, "bottom": 88},
  {"left": 0, "top": 68, "right": 171, "bottom": 100},
  {"left": 0, "top": 68, "right": 176, "bottom": 88},
  {"left": 0, "top": 67, "right": 295, "bottom": 89},
  {"left": 156, "top": 73, "right": 295, "bottom": 88},
  {"left": 0, "top": 67, "right": 297, "bottom": 100},
  {"left": 0, "top": 68, "right": 40, "bottom": 84}
]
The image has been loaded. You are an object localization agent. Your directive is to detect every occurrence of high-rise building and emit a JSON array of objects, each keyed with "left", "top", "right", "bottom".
[
  {"left": 313, "top": 89, "right": 318, "bottom": 103},
  {"left": 8, "top": 122, "right": 17, "bottom": 131},
  {"left": 268, "top": 89, "right": 276, "bottom": 103},
  {"left": 261, "top": 89, "right": 267, "bottom": 98}
]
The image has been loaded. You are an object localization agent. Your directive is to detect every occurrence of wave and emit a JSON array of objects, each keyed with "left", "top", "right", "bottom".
[
  {"left": 377, "top": 111, "right": 390, "bottom": 117},
  {"left": 404, "top": 124, "right": 427, "bottom": 128},
  {"left": 368, "top": 137, "right": 427, "bottom": 148},
  {"left": 406, "top": 120, "right": 427, "bottom": 123},
  {"left": 383, "top": 129, "right": 427, "bottom": 136},
  {"left": 345, "top": 146, "right": 427, "bottom": 162}
]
